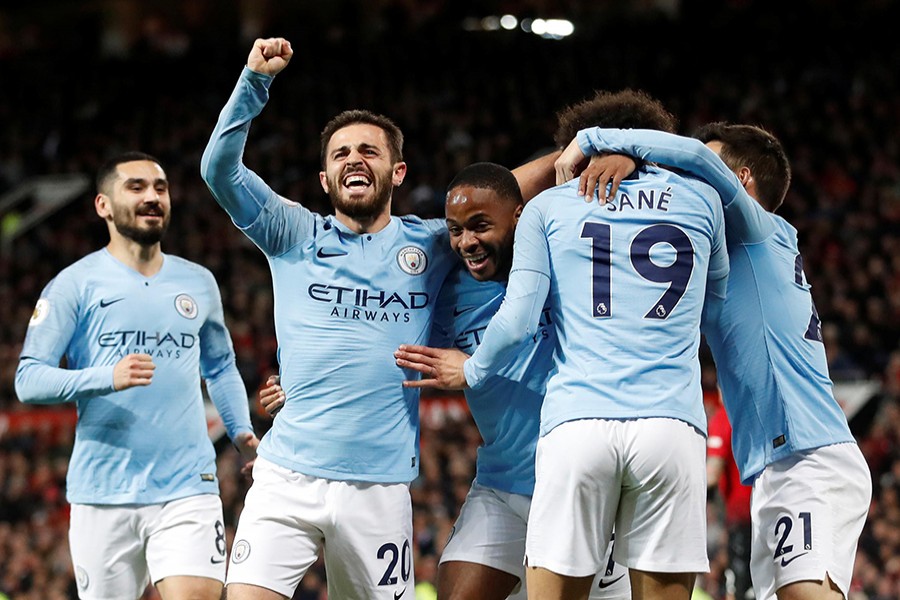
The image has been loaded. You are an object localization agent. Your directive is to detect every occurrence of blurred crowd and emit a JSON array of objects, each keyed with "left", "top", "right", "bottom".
[{"left": 0, "top": 0, "right": 898, "bottom": 598}]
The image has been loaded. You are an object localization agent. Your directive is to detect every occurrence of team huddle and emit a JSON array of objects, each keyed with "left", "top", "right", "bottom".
[{"left": 15, "top": 36, "right": 870, "bottom": 600}]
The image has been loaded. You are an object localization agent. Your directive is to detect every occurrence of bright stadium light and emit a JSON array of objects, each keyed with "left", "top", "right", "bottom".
[
  {"left": 520, "top": 18, "right": 533, "bottom": 33},
  {"left": 500, "top": 14, "right": 518, "bottom": 30},
  {"left": 545, "top": 19, "right": 575, "bottom": 37}
]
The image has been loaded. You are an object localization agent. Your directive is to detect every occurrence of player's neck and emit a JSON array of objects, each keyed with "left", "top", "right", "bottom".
[
  {"left": 106, "top": 237, "right": 163, "bottom": 276},
  {"left": 334, "top": 208, "right": 392, "bottom": 234}
]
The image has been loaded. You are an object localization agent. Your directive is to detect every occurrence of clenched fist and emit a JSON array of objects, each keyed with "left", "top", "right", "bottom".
[{"left": 247, "top": 37, "right": 293, "bottom": 76}]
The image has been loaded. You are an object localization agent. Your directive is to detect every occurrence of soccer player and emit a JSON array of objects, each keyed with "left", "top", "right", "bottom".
[
  {"left": 199, "top": 38, "right": 557, "bottom": 599},
  {"left": 433, "top": 163, "right": 630, "bottom": 600},
  {"left": 15, "top": 152, "right": 259, "bottom": 600},
  {"left": 565, "top": 123, "right": 872, "bottom": 600},
  {"left": 395, "top": 90, "right": 729, "bottom": 600}
]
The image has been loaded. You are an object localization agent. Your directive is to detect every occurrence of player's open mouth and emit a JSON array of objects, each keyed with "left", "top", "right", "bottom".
[
  {"left": 463, "top": 252, "right": 490, "bottom": 271},
  {"left": 342, "top": 173, "right": 372, "bottom": 190}
]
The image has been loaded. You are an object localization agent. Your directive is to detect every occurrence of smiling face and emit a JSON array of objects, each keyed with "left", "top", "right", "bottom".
[
  {"left": 446, "top": 185, "right": 522, "bottom": 282},
  {"left": 96, "top": 159, "right": 171, "bottom": 246},
  {"left": 319, "top": 123, "right": 406, "bottom": 224}
]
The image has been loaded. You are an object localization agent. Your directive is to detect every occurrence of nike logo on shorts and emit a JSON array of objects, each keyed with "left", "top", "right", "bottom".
[
  {"left": 780, "top": 552, "right": 808, "bottom": 567},
  {"left": 210, "top": 556, "right": 226, "bottom": 564},
  {"left": 393, "top": 587, "right": 407, "bottom": 599},
  {"left": 99, "top": 298, "right": 124, "bottom": 308},
  {"left": 597, "top": 574, "right": 626, "bottom": 589},
  {"left": 453, "top": 306, "right": 476, "bottom": 316}
]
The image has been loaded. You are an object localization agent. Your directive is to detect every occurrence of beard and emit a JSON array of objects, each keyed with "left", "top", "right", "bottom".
[
  {"left": 112, "top": 208, "right": 170, "bottom": 246},
  {"left": 328, "top": 169, "right": 393, "bottom": 221}
]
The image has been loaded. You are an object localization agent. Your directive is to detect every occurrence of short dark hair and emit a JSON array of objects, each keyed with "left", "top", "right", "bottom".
[
  {"left": 553, "top": 89, "right": 677, "bottom": 149},
  {"left": 694, "top": 122, "right": 791, "bottom": 212},
  {"left": 320, "top": 110, "right": 404, "bottom": 167},
  {"left": 96, "top": 151, "right": 163, "bottom": 195},
  {"left": 446, "top": 162, "right": 523, "bottom": 205}
]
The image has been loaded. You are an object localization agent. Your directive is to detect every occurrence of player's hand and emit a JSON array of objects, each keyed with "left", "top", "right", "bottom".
[
  {"left": 579, "top": 154, "right": 637, "bottom": 204},
  {"left": 247, "top": 37, "right": 293, "bottom": 76},
  {"left": 234, "top": 431, "right": 260, "bottom": 477},
  {"left": 112, "top": 353, "right": 155, "bottom": 390},
  {"left": 394, "top": 345, "right": 469, "bottom": 390},
  {"left": 554, "top": 137, "right": 587, "bottom": 186},
  {"left": 259, "top": 375, "right": 285, "bottom": 416}
]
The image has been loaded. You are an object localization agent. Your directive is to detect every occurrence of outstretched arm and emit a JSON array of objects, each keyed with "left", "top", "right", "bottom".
[
  {"left": 572, "top": 128, "right": 775, "bottom": 244},
  {"left": 199, "top": 38, "right": 295, "bottom": 228}
]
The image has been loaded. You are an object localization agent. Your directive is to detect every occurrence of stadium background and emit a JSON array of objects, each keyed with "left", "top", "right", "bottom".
[{"left": 0, "top": 0, "right": 898, "bottom": 598}]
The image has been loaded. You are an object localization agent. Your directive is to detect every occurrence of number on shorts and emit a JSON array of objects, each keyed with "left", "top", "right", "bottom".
[
  {"left": 581, "top": 222, "right": 694, "bottom": 319},
  {"left": 377, "top": 539, "right": 411, "bottom": 586},
  {"left": 214, "top": 520, "right": 227, "bottom": 557},
  {"left": 773, "top": 512, "right": 813, "bottom": 558}
]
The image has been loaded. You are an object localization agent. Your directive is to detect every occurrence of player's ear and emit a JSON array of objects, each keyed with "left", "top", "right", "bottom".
[
  {"left": 319, "top": 171, "right": 330, "bottom": 194},
  {"left": 392, "top": 162, "right": 407, "bottom": 187},
  {"left": 737, "top": 166, "right": 752, "bottom": 188},
  {"left": 95, "top": 193, "right": 111, "bottom": 219},
  {"left": 513, "top": 203, "right": 523, "bottom": 225}
]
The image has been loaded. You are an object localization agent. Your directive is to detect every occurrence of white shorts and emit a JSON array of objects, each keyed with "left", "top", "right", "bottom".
[
  {"left": 69, "top": 494, "right": 226, "bottom": 600},
  {"left": 750, "top": 443, "right": 871, "bottom": 600},
  {"left": 440, "top": 483, "right": 630, "bottom": 599},
  {"left": 227, "top": 457, "right": 414, "bottom": 599},
  {"left": 526, "top": 418, "right": 709, "bottom": 576}
]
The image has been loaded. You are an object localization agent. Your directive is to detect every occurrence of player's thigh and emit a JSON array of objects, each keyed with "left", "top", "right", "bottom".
[
  {"left": 226, "top": 457, "right": 327, "bottom": 598},
  {"left": 155, "top": 574, "right": 223, "bottom": 600},
  {"left": 69, "top": 503, "right": 150, "bottom": 600},
  {"left": 614, "top": 418, "right": 708, "bottom": 574},
  {"left": 750, "top": 443, "right": 871, "bottom": 600},
  {"left": 438, "top": 483, "right": 530, "bottom": 599},
  {"left": 145, "top": 494, "right": 227, "bottom": 589},
  {"left": 525, "top": 420, "right": 622, "bottom": 578},
  {"left": 322, "top": 480, "right": 414, "bottom": 600},
  {"left": 439, "top": 562, "right": 521, "bottom": 600}
]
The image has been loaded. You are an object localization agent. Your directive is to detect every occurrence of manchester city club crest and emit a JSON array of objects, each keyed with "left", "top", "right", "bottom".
[
  {"left": 232, "top": 540, "right": 251, "bottom": 563},
  {"left": 174, "top": 293, "right": 198, "bottom": 319},
  {"left": 397, "top": 246, "right": 427, "bottom": 275}
]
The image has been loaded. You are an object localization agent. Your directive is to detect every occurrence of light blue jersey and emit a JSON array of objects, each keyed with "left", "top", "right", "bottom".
[
  {"left": 15, "top": 250, "right": 253, "bottom": 505},
  {"left": 577, "top": 128, "right": 856, "bottom": 483},
  {"left": 201, "top": 68, "right": 458, "bottom": 483},
  {"left": 464, "top": 167, "right": 728, "bottom": 437},
  {"left": 431, "top": 265, "right": 555, "bottom": 496}
]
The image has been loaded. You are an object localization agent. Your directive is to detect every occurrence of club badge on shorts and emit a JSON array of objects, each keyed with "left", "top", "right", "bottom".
[
  {"left": 232, "top": 540, "right": 251, "bottom": 563},
  {"left": 397, "top": 246, "right": 427, "bottom": 275}
]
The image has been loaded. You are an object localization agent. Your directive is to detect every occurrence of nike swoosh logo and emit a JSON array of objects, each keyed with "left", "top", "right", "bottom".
[
  {"left": 317, "top": 248, "right": 348, "bottom": 258},
  {"left": 780, "top": 552, "right": 808, "bottom": 567},
  {"left": 99, "top": 298, "right": 124, "bottom": 308},
  {"left": 453, "top": 306, "right": 476, "bottom": 317},
  {"left": 393, "top": 587, "right": 407, "bottom": 600},
  {"left": 210, "top": 556, "right": 225, "bottom": 564},
  {"left": 598, "top": 574, "right": 625, "bottom": 589}
]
